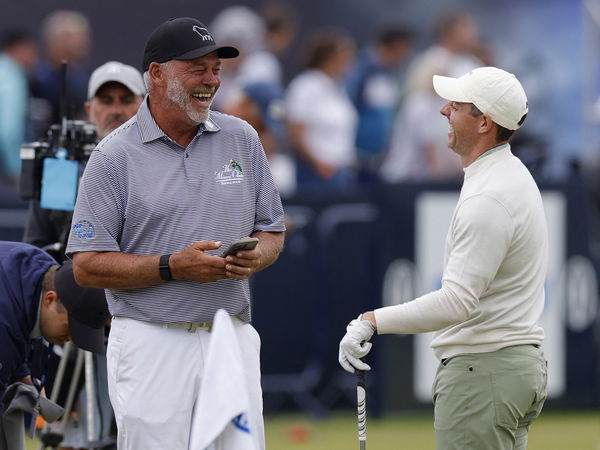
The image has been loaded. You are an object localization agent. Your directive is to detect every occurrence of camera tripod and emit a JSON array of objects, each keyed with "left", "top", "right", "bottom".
[{"left": 37, "top": 342, "right": 115, "bottom": 450}]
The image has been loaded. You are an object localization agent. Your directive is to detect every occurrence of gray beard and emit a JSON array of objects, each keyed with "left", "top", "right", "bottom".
[{"left": 165, "top": 76, "right": 210, "bottom": 124}]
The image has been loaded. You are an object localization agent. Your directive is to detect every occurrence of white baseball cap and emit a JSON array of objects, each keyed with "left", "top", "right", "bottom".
[
  {"left": 87, "top": 61, "right": 145, "bottom": 100},
  {"left": 433, "top": 66, "right": 528, "bottom": 131}
]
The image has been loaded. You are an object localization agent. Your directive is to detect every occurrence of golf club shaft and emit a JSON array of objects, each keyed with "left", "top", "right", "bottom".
[{"left": 357, "top": 370, "right": 366, "bottom": 449}]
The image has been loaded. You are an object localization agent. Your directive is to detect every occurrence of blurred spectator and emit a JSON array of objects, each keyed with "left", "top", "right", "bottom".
[
  {"left": 286, "top": 28, "right": 358, "bottom": 191},
  {"left": 0, "top": 30, "right": 38, "bottom": 187},
  {"left": 32, "top": 10, "right": 91, "bottom": 135},
  {"left": 260, "top": 1, "right": 299, "bottom": 83},
  {"left": 380, "top": 12, "right": 482, "bottom": 183},
  {"left": 472, "top": 40, "right": 496, "bottom": 67},
  {"left": 346, "top": 22, "right": 414, "bottom": 184},
  {"left": 210, "top": 5, "right": 281, "bottom": 109},
  {"left": 404, "top": 12, "right": 481, "bottom": 94},
  {"left": 224, "top": 81, "right": 296, "bottom": 197}
]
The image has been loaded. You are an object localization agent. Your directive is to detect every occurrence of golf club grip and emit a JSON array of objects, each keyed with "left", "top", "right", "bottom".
[{"left": 356, "top": 369, "right": 367, "bottom": 449}]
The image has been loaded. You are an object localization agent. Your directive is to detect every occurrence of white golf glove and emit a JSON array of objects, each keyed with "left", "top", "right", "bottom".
[{"left": 338, "top": 314, "right": 375, "bottom": 373}]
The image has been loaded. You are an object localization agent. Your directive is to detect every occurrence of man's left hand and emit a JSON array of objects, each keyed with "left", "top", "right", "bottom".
[{"left": 224, "top": 246, "right": 263, "bottom": 280}]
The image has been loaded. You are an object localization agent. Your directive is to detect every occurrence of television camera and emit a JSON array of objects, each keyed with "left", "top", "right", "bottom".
[{"left": 19, "top": 119, "right": 96, "bottom": 205}]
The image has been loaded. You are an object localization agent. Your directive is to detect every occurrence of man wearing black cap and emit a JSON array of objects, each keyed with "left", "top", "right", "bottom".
[
  {"left": 67, "top": 17, "right": 285, "bottom": 449},
  {"left": 0, "top": 241, "right": 109, "bottom": 415}
]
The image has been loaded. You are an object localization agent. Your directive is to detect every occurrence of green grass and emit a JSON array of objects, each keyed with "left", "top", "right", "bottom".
[
  {"left": 264, "top": 410, "right": 600, "bottom": 449},
  {"left": 24, "top": 410, "right": 600, "bottom": 449}
]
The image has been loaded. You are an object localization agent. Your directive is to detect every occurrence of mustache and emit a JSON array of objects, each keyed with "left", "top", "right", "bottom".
[{"left": 103, "top": 115, "right": 127, "bottom": 126}]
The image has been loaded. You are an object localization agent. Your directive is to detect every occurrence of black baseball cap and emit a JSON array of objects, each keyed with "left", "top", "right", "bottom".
[
  {"left": 54, "top": 261, "right": 110, "bottom": 354},
  {"left": 142, "top": 17, "right": 239, "bottom": 72}
]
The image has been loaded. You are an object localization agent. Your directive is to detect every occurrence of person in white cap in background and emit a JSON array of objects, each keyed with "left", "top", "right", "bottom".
[
  {"left": 23, "top": 61, "right": 145, "bottom": 252},
  {"left": 85, "top": 61, "right": 146, "bottom": 141},
  {"left": 339, "top": 66, "right": 548, "bottom": 450}
]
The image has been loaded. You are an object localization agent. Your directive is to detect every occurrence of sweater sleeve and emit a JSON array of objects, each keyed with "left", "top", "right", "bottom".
[{"left": 375, "top": 193, "right": 514, "bottom": 334}]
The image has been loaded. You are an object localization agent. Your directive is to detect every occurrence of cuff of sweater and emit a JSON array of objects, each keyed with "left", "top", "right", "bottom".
[{"left": 374, "top": 305, "right": 401, "bottom": 335}]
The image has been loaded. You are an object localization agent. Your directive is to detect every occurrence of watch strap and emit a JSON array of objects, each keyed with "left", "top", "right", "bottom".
[{"left": 159, "top": 254, "right": 173, "bottom": 281}]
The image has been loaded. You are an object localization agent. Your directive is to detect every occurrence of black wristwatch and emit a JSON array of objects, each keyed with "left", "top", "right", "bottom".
[{"left": 159, "top": 254, "right": 173, "bottom": 281}]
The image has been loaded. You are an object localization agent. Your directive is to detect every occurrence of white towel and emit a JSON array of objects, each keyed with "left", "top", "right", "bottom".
[{"left": 188, "top": 309, "right": 258, "bottom": 450}]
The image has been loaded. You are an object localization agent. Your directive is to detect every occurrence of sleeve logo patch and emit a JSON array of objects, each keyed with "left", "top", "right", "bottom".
[{"left": 72, "top": 220, "right": 96, "bottom": 239}]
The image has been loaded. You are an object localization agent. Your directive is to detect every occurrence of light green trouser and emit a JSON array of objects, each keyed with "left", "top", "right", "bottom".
[{"left": 432, "top": 345, "right": 547, "bottom": 450}]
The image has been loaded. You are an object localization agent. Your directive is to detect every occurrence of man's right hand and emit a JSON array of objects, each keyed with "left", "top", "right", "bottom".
[{"left": 170, "top": 240, "right": 228, "bottom": 283}]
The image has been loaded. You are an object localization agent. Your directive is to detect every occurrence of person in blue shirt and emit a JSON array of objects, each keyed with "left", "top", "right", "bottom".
[
  {"left": 0, "top": 30, "right": 38, "bottom": 187},
  {"left": 0, "top": 241, "right": 109, "bottom": 415},
  {"left": 346, "top": 23, "right": 413, "bottom": 183}
]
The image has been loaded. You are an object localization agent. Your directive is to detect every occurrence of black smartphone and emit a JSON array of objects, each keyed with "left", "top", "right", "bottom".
[{"left": 221, "top": 237, "right": 259, "bottom": 257}]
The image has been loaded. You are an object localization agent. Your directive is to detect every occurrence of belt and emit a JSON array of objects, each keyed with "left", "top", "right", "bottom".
[
  {"left": 440, "top": 344, "right": 541, "bottom": 364},
  {"left": 164, "top": 321, "right": 213, "bottom": 332}
]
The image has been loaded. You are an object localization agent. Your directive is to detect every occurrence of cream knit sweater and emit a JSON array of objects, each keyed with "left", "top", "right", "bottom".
[{"left": 375, "top": 145, "right": 547, "bottom": 360}]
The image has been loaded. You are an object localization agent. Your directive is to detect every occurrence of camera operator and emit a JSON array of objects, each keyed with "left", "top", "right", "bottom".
[
  {"left": 0, "top": 241, "right": 109, "bottom": 414},
  {"left": 21, "top": 61, "right": 144, "bottom": 450},
  {"left": 22, "top": 61, "right": 145, "bottom": 256}
]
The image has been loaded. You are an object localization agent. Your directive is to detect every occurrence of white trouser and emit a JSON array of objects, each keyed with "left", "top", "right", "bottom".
[{"left": 106, "top": 316, "right": 264, "bottom": 450}]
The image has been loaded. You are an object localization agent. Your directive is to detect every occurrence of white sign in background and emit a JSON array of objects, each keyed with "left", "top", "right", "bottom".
[{"left": 412, "top": 191, "right": 566, "bottom": 402}]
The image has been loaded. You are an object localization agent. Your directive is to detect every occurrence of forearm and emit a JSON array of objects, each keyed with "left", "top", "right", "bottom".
[
  {"left": 72, "top": 251, "right": 162, "bottom": 289},
  {"left": 251, "top": 231, "right": 284, "bottom": 272},
  {"left": 374, "top": 284, "right": 473, "bottom": 334}
]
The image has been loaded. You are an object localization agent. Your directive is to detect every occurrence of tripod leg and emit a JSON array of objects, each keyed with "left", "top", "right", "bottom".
[
  {"left": 48, "top": 342, "right": 73, "bottom": 403},
  {"left": 84, "top": 351, "right": 97, "bottom": 443},
  {"left": 59, "top": 349, "right": 85, "bottom": 429},
  {"left": 38, "top": 344, "right": 84, "bottom": 450}
]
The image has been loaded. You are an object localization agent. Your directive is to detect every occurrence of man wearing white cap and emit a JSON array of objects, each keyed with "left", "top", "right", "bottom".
[
  {"left": 23, "top": 61, "right": 144, "bottom": 251},
  {"left": 85, "top": 60, "right": 145, "bottom": 141},
  {"left": 339, "top": 67, "right": 548, "bottom": 449}
]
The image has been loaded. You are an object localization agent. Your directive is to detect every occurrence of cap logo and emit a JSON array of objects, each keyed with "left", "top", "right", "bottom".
[{"left": 192, "top": 25, "right": 213, "bottom": 42}]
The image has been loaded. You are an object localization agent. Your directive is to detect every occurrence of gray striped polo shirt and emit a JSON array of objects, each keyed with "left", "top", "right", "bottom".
[{"left": 66, "top": 98, "right": 286, "bottom": 323}]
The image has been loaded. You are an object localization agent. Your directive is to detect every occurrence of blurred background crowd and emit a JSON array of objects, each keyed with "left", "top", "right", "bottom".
[
  {"left": 0, "top": 0, "right": 589, "bottom": 198},
  {"left": 1, "top": 0, "right": 599, "bottom": 425}
]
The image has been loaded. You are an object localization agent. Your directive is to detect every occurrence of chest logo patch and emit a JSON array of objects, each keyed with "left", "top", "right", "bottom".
[{"left": 215, "top": 159, "right": 244, "bottom": 185}]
